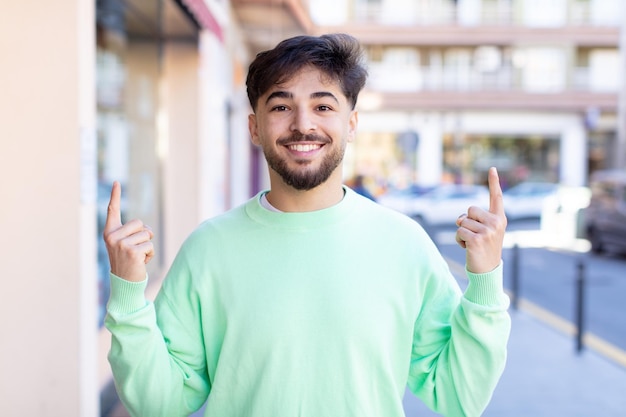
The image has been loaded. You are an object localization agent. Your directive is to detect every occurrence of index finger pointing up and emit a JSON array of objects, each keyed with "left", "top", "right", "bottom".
[
  {"left": 488, "top": 167, "right": 505, "bottom": 215},
  {"left": 105, "top": 181, "right": 123, "bottom": 231}
]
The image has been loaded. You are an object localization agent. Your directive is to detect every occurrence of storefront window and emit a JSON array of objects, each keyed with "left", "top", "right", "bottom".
[
  {"left": 95, "top": 0, "right": 198, "bottom": 326},
  {"left": 442, "top": 134, "right": 561, "bottom": 188}
]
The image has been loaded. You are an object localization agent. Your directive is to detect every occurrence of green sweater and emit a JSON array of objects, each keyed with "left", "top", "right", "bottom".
[{"left": 106, "top": 188, "right": 510, "bottom": 417}]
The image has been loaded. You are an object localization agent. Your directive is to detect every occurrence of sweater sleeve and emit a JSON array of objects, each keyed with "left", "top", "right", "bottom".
[
  {"left": 407, "top": 261, "right": 511, "bottom": 417},
  {"left": 105, "top": 271, "right": 210, "bottom": 417}
]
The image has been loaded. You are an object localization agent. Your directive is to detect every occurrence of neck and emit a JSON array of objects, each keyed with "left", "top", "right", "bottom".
[{"left": 266, "top": 171, "right": 345, "bottom": 212}]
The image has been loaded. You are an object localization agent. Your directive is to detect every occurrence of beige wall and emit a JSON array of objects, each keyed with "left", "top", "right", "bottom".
[
  {"left": 162, "top": 41, "right": 201, "bottom": 268},
  {"left": 0, "top": 1, "right": 99, "bottom": 416}
]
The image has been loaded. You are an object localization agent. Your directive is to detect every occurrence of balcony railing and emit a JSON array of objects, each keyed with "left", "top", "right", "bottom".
[
  {"left": 351, "top": 1, "right": 622, "bottom": 27},
  {"left": 366, "top": 64, "right": 620, "bottom": 93}
]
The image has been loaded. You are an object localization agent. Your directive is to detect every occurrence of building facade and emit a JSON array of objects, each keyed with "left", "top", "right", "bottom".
[{"left": 312, "top": 0, "right": 624, "bottom": 191}]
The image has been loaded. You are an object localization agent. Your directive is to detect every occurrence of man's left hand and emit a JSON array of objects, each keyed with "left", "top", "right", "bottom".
[{"left": 455, "top": 167, "right": 507, "bottom": 274}]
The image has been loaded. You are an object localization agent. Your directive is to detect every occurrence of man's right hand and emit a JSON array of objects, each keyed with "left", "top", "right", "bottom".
[{"left": 103, "top": 181, "right": 154, "bottom": 282}]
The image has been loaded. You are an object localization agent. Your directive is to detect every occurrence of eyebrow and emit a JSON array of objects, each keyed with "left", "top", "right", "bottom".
[{"left": 265, "top": 90, "right": 339, "bottom": 105}]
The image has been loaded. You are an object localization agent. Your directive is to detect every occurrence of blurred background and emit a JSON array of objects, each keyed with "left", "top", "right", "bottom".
[{"left": 1, "top": 0, "right": 625, "bottom": 416}]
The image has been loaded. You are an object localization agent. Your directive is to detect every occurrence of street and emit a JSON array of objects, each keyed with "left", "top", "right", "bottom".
[
  {"left": 398, "top": 218, "right": 626, "bottom": 416},
  {"left": 429, "top": 218, "right": 626, "bottom": 355}
]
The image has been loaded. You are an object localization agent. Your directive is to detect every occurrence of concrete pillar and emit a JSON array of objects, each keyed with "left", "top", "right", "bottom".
[
  {"left": 0, "top": 1, "right": 99, "bottom": 416},
  {"left": 417, "top": 113, "right": 443, "bottom": 186},
  {"left": 229, "top": 89, "right": 254, "bottom": 207},
  {"left": 198, "top": 31, "right": 229, "bottom": 220},
  {"left": 561, "top": 120, "right": 587, "bottom": 186}
]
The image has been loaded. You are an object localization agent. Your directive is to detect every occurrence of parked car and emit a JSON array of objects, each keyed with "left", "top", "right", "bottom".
[
  {"left": 377, "top": 184, "right": 435, "bottom": 215},
  {"left": 503, "top": 182, "right": 559, "bottom": 220},
  {"left": 584, "top": 169, "right": 626, "bottom": 254},
  {"left": 407, "top": 184, "right": 490, "bottom": 226}
]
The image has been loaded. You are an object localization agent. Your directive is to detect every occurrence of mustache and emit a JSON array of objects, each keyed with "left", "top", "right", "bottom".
[{"left": 276, "top": 131, "right": 331, "bottom": 146}]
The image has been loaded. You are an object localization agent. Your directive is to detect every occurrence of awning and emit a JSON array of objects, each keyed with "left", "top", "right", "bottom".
[{"left": 179, "top": 0, "right": 223, "bottom": 42}]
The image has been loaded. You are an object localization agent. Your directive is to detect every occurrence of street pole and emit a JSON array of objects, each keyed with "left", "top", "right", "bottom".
[
  {"left": 575, "top": 259, "right": 586, "bottom": 354},
  {"left": 617, "top": 3, "right": 626, "bottom": 169}
]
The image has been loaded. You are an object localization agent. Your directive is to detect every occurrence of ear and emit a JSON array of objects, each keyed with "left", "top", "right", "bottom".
[
  {"left": 248, "top": 113, "right": 260, "bottom": 146},
  {"left": 347, "top": 110, "right": 358, "bottom": 143}
]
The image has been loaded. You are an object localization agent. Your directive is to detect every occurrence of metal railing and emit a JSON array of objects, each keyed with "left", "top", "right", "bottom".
[
  {"left": 351, "top": 1, "right": 621, "bottom": 27},
  {"left": 366, "top": 64, "right": 619, "bottom": 93}
]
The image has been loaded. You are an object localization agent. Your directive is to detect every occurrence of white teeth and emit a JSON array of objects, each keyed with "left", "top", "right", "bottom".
[{"left": 288, "top": 144, "right": 320, "bottom": 152}]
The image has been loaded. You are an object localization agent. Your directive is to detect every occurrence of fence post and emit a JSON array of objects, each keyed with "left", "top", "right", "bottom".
[
  {"left": 575, "top": 259, "right": 586, "bottom": 354},
  {"left": 511, "top": 243, "right": 520, "bottom": 310}
]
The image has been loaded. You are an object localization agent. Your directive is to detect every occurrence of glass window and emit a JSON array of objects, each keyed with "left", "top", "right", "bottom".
[
  {"left": 518, "top": 47, "right": 567, "bottom": 92},
  {"left": 523, "top": 0, "right": 567, "bottom": 27},
  {"left": 95, "top": 0, "right": 198, "bottom": 326}
]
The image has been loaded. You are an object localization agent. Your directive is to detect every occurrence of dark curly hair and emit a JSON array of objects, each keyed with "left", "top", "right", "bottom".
[{"left": 246, "top": 33, "right": 368, "bottom": 111}]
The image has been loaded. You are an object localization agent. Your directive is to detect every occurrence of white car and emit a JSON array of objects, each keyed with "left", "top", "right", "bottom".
[
  {"left": 377, "top": 185, "right": 435, "bottom": 216},
  {"left": 407, "top": 184, "right": 490, "bottom": 226},
  {"left": 503, "top": 182, "right": 558, "bottom": 220}
]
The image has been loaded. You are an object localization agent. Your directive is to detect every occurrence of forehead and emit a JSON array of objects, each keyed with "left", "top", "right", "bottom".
[{"left": 265, "top": 66, "right": 344, "bottom": 97}]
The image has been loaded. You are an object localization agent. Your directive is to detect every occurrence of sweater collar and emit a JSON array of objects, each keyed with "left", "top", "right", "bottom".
[{"left": 245, "top": 186, "right": 357, "bottom": 229}]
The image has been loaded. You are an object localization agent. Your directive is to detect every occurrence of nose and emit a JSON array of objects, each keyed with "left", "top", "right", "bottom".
[{"left": 290, "top": 107, "right": 316, "bottom": 133}]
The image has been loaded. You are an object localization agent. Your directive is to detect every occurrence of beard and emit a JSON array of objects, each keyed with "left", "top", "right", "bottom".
[{"left": 263, "top": 132, "right": 346, "bottom": 191}]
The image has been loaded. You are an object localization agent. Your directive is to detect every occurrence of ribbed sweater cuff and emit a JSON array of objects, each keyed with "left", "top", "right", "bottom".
[
  {"left": 463, "top": 261, "right": 507, "bottom": 307},
  {"left": 107, "top": 273, "right": 149, "bottom": 314}
]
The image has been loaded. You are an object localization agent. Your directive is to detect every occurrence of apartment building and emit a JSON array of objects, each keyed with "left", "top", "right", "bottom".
[{"left": 311, "top": 0, "right": 624, "bottom": 190}]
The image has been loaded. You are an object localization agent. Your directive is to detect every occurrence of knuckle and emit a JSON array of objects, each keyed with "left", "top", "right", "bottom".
[
  {"left": 118, "top": 239, "right": 132, "bottom": 252},
  {"left": 103, "top": 231, "right": 115, "bottom": 246}
]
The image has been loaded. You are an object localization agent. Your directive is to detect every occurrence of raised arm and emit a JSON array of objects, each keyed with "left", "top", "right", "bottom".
[{"left": 103, "top": 182, "right": 209, "bottom": 416}]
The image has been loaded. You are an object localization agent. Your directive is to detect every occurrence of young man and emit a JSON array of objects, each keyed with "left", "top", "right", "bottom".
[{"left": 104, "top": 33, "right": 510, "bottom": 417}]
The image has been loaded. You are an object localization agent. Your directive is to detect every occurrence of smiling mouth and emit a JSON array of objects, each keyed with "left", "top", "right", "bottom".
[{"left": 287, "top": 143, "right": 322, "bottom": 152}]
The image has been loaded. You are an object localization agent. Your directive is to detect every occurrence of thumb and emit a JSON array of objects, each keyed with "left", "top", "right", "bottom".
[{"left": 104, "top": 181, "right": 123, "bottom": 231}]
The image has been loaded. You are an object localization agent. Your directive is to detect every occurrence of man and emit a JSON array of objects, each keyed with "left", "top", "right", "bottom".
[{"left": 104, "top": 33, "right": 510, "bottom": 417}]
